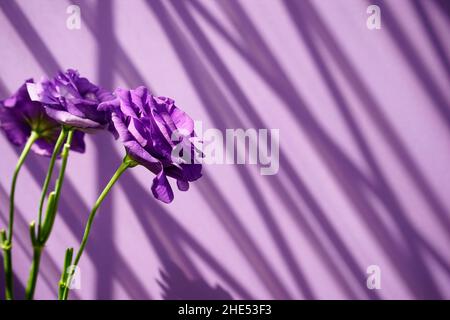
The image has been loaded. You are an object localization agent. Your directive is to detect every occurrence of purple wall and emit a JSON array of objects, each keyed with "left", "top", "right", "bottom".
[{"left": 1, "top": 0, "right": 449, "bottom": 299}]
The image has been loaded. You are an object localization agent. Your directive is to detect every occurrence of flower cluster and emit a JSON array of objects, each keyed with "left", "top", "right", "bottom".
[
  {"left": 0, "top": 70, "right": 202, "bottom": 203},
  {"left": 1, "top": 69, "right": 203, "bottom": 300}
]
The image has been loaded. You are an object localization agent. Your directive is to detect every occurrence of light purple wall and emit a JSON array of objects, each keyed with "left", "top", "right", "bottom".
[{"left": 0, "top": 0, "right": 449, "bottom": 299}]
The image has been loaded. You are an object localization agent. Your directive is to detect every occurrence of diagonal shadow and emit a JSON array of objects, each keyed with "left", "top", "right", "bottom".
[
  {"left": 70, "top": 0, "right": 149, "bottom": 89},
  {"left": 158, "top": 260, "right": 233, "bottom": 300},
  {"left": 148, "top": 0, "right": 317, "bottom": 299},
  {"left": 190, "top": 0, "right": 450, "bottom": 244},
  {"left": 99, "top": 144, "right": 252, "bottom": 299},
  {"left": 412, "top": 0, "right": 450, "bottom": 81},
  {"left": 285, "top": 0, "right": 443, "bottom": 298},
  {"left": 0, "top": 0, "right": 60, "bottom": 76},
  {"left": 431, "top": 0, "right": 450, "bottom": 20},
  {"left": 154, "top": 0, "right": 380, "bottom": 298},
  {"left": 171, "top": 0, "right": 449, "bottom": 298},
  {"left": 295, "top": 0, "right": 450, "bottom": 291},
  {"left": 367, "top": 0, "right": 450, "bottom": 129},
  {"left": 93, "top": 0, "right": 115, "bottom": 300},
  {"left": 207, "top": 0, "right": 445, "bottom": 298}
]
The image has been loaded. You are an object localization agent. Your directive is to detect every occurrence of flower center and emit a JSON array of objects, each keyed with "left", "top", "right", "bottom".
[{"left": 28, "top": 114, "right": 59, "bottom": 139}]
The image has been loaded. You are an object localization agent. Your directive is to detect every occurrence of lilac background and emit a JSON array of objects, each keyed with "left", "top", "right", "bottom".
[{"left": 1, "top": 0, "right": 450, "bottom": 300}]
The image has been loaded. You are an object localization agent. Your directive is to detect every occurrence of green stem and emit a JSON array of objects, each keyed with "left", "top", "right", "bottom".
[
  {"left": 25, "top": 128, "right": 75, "bottom": 300},
  {"left": 58, "top": 248, "right": 73, "bottom": 299},
  {"left": 60, "top": 157, "right": 133, "bottom": 300},
  {"left": 2, "top": 249, "right": 13, "bottom": 300},
  {"left": 37, "top": 128, "right": 67, "bottom": 240},
  {"left": 24, "top": 247, "right": 42, "bottom": 300},
  {"left": 53, "top": 129, "right": 74, "bottom": 205},
  {"left": 1, "top": 132, "right": 39, "bottom": 300},
  {"left": 7, "top": 132, "right": 39, "bottom": 243}
]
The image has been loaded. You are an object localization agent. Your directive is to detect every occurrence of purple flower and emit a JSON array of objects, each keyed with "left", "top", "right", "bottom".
[
  {"left": 99, "top": 86, "right": 202, "bottom": 203},
  {"left": 26, "top": 69, "right": 114, "bottom": 131},
  {"left": 0, "top": 79, "right": 85, "bottom": 156}
]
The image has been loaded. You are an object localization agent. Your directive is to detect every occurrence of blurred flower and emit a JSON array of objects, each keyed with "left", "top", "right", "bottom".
[
  {"left": 26, "top": 69, "right": 114, "bottom": 131},
  {"left": 99, "top": 86, "right": 202, "bottom": 203},
  {"left": 0, "top": 79, "right": 85, "bottom": 156}
]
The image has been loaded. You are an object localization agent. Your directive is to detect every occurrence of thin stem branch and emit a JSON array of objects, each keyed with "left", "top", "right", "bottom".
[
  {"left": 25, "top": 128, "right": 75, "bottom": 300},
  {"left": 1, "top": 132, "right": 39, "bottom": 300},
  {"left": 7, "top": 132, "right": 39, "bottom": 242},
  {"left": 60, "top": 158, "right": 132, "bottom": 300},
  {"left": 24, "top": 246, "right": 42, "bottom": 300},
  {"left": 36, "top": 128, "right": 67, "bottom": 240}
]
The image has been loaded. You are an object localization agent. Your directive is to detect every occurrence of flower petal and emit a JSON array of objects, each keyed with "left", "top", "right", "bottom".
[
  {"left": 177, "top": 180, "right": 189, "bottom": 191},
  {"left": 0, "top": 106, "right": 29, "bottom": 146},
  {"left": 70, "top": 130, "right": 86, "bottom": 153},
  {"left": 125, "top": 140, "right": 161, "bottom": 172},
  {"left": 26, "top": 81, "right": 58, "bottom": 105},
  {"left": 180, "top": 163, "right": 202, "bottom": 182},
  {"left": 116, "top": 88, "right": 139, "bottom": 118},
  {"left": 111, "top": 111, "right": 161, "bottom": 170},
  {"left": 31, "top": 138, "right": 55, "bottom": 157},
  {"left": 128, "top": 117, "right": 150, "bottom": 147},
  {"left": 130, "top": 86, "right": 151, "bottom": 114},
  {"left": 170, "top": 106, "right": 194, "bottom": 136},
  {"left": 98, "top": 98, "right": 120, "bottom": 112},
  {"left": 151, "top": 169, "right": 174, "bottom": 203},
  {"left": 44, "top": 106, "right": 103, "bottom": 129}
]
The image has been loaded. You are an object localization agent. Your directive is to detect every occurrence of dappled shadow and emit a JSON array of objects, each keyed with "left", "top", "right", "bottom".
[
  {"left": 367, "top": 0, "right": 450, "bottom": 130},
  {"left": 70, "top": 0, "right": 149, "bottom": 88},
  {"left": 412, "top": 0, "right": 450, "bottom": 80},
  {"left": 92, "top": 0, "right": 115, "bottom": 300},
  {"left": 1, "top": 0, "right": 449, "bottom": 300},
  {"left": 149, "top": 0, "right": 384, "bottom": 299},
  {"left": 158, "top": 260, "right": 232, "bottom": 300},
  {"left": 155, "top": 0, "right": 449, "bottom": 298},
  {"left": 0, "top": 0, "right": 59, "bottom": 76},
  {"left": 289, "top": 0, "right": 449, "bottom": 298},
  {"left": 117, "top": 160, "right": 255, "bottom": 299}
]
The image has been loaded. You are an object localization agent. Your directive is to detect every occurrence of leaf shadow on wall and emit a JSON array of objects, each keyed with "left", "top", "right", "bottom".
[
  {"left": 154, "top": 0, "right": 450, "bottom": 299},
  {"left": 158, "top": 260, "right": 233, "bottom": 300}
]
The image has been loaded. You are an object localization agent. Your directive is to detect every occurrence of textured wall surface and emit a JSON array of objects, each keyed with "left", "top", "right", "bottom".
[{"left": 0, "top": 0, "right": 449, "bottom": 299}]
